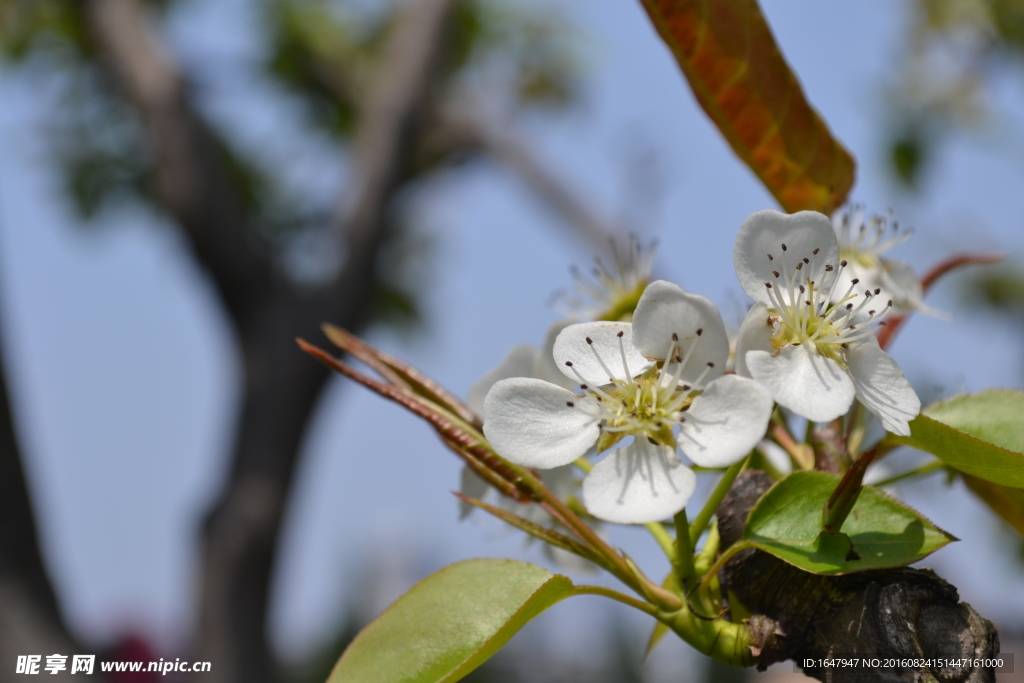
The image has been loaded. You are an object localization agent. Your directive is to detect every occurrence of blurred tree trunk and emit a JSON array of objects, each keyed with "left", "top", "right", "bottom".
[
  {"left": 83, "top": 0, "right": 457, "bottom": 680},
  {"left": 0, "top": 330, "right": 87, "bottom": 679}
]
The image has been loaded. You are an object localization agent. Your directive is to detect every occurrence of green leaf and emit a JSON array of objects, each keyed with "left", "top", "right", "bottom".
[
  {"left": 734, "top": 471, "right": 955, "bottom": 575},
  {"left": 637, "top": 0, "right": 855, "bottom": 213},
  {"left": 328, "top": 559, "right": 576, "bottom": 683},
  {"left": 889, "top": 390, "right": 1024, "bottom": 489}
]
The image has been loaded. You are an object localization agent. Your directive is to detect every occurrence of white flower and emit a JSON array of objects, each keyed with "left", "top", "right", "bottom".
[
  {"left": 462, "top": 322, "right": 599, "bottom": 573},
  {"left": 462, "top": 320, "right": 575, "bottom": 519},
  {"left": 466, "top": 320, "right": 575, "bottom": 417},
  {"left": 831, "top": 206, "right": 945, "bottom": 317},
  {"left": 555, "top": 236, "right": 654, "bottom": 321},
  {"left": 733, "top": 209, "right": 921, "bottom": 435},
  {"left": 483, "top": 280, "right": 774, "bottom": 524}
]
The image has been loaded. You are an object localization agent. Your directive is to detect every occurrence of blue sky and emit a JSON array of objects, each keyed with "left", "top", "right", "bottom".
[{"left": 1, "top": 0, "right": 1022, "bottom": 671}]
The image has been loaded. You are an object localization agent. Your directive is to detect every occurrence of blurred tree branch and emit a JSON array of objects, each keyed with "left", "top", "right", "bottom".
[
  {"left": 0, "top": 328, "right": 91, "bottom": 676},
  {"left": 84, "top": 0, "right": 458, "bottom": 680},
  {"left": 1, "top": 1, "right": 627, "bottom": 680}
]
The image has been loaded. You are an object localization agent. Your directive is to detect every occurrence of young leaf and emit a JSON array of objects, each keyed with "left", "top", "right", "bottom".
[
  {"left": 733, "top": 471, "right": 955, "bottom": 575},
  {"left": 327, "top": 559, "right": 576, "bottom": 683},
  {"left": 889, "top": 390, "right": 1024, "bottom": 489},
  {"left": 637, "top": 0, "right": 855, "bottom": 213}
]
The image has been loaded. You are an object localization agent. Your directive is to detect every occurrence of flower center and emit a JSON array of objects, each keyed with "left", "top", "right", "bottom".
[
  {"left": 761, "top": 242, "right": 893, "bottom": 363},
  {"left": 558, "top": 237, "right": 654, "bottom": 321},
  {"left": 835, "top": 207, "right": 911, "bottom": 266},
  {"left": 563, "top": 331, "right": 712, "bottom": 452}
]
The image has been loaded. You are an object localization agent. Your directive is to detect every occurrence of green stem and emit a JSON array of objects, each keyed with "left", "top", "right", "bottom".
[
  {"left": 661, "top": 606, "right": 754, "bottom": 667},
  {"left": 688, "top": 455, "right": 748, "bottom": 548},
  {"left": 674, "top": 508, "right": 696, "bottom": 587},
  {"left": 573, "top": 457, "right": 592, "bottom": 473},
  {"left": 697, "top": 541, "right": 753, "bottom": 594},
  {"left": 573, "top": 585, "right": 658, "bottom": 616},
  {"left": 870, "top": 459, "right": 944, "bottom": 488}
]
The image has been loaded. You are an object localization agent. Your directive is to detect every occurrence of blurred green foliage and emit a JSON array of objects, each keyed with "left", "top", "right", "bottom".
[
  {"left": 0, "top": 0, "right": 581, "bottom": 330},
  {"left": 965, "top": 265, "right": 1024, "bottom": 318},
  {"left": 886, "top": 0, "right": 1024, "bottom": 187}
]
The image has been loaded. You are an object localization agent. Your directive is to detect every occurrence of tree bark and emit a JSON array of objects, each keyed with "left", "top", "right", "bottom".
[
  {"left": 85, "top": 0, "right": 458, "bottom": 680},
  {"left": 0, "top": 325, "right": 90, "bottom": 679},
  {"left": 717, "top": 470, "right": 1000, "bottom": 683}
]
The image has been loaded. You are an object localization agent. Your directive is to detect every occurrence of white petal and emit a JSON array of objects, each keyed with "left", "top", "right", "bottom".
[
  {"left": 467, "top": 345, "right": 540, "bottom": 416},
  {"left": 553, "top": 321, "right": 653, "bottom": 387},
  {"left": 756, "top": 439, "right": 792, "bottom": 475},
  {"left": 483, "top": 378, "right": 601, "bottom": 468},
  {"left": 734, "top": 302, "right": 775, "bottom": 378},
  {"left": 847, "top": 338, "right": 920, "bottom": 437},
  {"left": 582, "top": 441, "right": 696, "bottom": 524},
  {"left": 678, "top": 375, "right": 774, "bottom": 468},
  {"left": 746, "top": 344, "right": 855, "bottom": 422},
  {"left": 734, "top": 210, "right": 840, "bottom": 306},
  {"left": 883, "top": 260, "right": 949, "bottom": 318},
  {"left": 632, "top": 280, "right": 729, "bottom": 385},
  {"left": 535, "top": 320, "right": 578, "bottom": 389},
  {"left": 458, "top": 466, "right": 490, "bottom": 520}
]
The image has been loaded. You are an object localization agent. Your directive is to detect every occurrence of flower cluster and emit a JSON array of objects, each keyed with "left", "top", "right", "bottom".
[
  {"left": 733, "top": 210, "right": 920, "bottom": 434},
  {"left": 473, "top": 209, "right": 922, "bottom": 527}
]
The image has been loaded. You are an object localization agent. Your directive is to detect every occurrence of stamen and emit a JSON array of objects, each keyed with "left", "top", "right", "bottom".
[{"left": 587, "top": 338, "right": 618, "bottom": 382}]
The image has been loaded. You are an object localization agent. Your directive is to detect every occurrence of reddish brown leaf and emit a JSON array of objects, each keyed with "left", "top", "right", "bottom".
[{"left": 639, "top": 0, "right": 855, "bottom": 213}]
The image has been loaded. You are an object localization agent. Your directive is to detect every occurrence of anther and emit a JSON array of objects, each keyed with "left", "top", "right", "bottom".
[
  {"left": 566, "top": 402, "right": 575, "bottom": 407},
  {"left": 765, "top": 282, "right": 773, "bottom": 288},
  {"left": 878, "top": 321, "right": 888, "bottom": 326},
  {"left": 675, "top": 356, "right": 682, "bottom": 363},
  {"left": 672, "top": 332, "right": 679, "bottom": 341},
  {"left": 803, "top": 257, "right": 809, "bottom": 264},
  {"left": 580, "top": 384, "right": 588, "bottom": 389},
  {"left": 805, "top": 300, "right": 811, "bottom": 306},
  {"left": 851, "top": 278, "right": 859, "bottom": 285},
  {"left": 868, "top": 310, "right": 876, "bottom": 315},
  {"left": 707, "top": 362, "right": 715, "bottom": 368},
  {"left": 874, "top": 288, "right": 881, "bottom": 295},
  {"left": 799, "top": 285, "right": 805, "bottom": 293},
  {"left": 781, "top": 243, "right": 788, "bottom": 251},
  {"left": 679, "top": 417, "right": 686, "bottom": 423},
  {"left": 696, "top": 328, "right": 703, "bottom": 336},
  {"left": 767, "top": 254, "right": 773, "bottom": 261},
  {"left": 864, "top": 290, "right": 871, "bottom": 297},
  {"left": 565, "top": 361, "right": 573, "bottom": 367},
  {"left": 825, "top": 265, "right": 834, "bottom": 271},
  {"left": 795, "top": 263, "right": 802, "bottom": 270},
  {"left": 586, "top": 337, "right": 593, "bottom": 344},
  {"left": 772, "top": 270, "right": 780, "bottom": 278},
  {"left": 681, "top": 385, "right": 691, "bottom": 391},
  {"left": 887, "top": 300, "right": 893, "bottom": 307},
  {"left": 813, "top": 248, "right": 820, "bottom": 255},
  {"left": 617, "top": 330, "right": 624, "bottom": 338},
  {"left": 841, "top": 260, "right": 848, "bottom": 267},
  {"left": 846, "top": 303, "right": 853, "bottom": 310}
]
